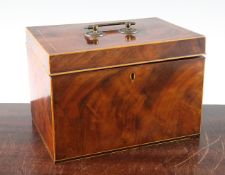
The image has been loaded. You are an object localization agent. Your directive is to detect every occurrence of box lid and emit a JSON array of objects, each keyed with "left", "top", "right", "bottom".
[{"left": 26, "top": 17, "right": 205, "bottom": 76}]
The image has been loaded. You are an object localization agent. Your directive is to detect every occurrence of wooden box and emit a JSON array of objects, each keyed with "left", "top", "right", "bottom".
[{"left": 26, "top": 17, "right": 205, "bottom": 162}]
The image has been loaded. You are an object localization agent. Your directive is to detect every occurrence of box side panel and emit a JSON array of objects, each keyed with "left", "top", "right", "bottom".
[
  {"left": 52, "top": 57, "right": 204, "bottom": 161},
  {"left": 50, "top": 37, "right": 205, "bottom": 74},
  {"left": 27, "top": 45, "right": 55, "bottom": 160}
]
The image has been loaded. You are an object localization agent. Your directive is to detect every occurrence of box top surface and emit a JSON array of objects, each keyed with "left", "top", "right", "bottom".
[{"left": 27, "top": 17, "right": 204, "bottom": 56}]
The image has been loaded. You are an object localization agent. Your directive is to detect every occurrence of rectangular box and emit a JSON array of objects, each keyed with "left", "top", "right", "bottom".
[{"left": 26, "top": 17, "right": 205, "bottom": 162}]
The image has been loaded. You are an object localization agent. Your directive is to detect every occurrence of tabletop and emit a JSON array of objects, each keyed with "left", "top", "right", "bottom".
[{"left": 0, "top": 104, "right": 225, "bottom": 175}]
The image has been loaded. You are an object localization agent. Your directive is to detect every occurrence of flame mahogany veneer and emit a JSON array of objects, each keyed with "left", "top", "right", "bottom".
[{"left": 26, "top": 17, "right": 205, "bottom": 162}]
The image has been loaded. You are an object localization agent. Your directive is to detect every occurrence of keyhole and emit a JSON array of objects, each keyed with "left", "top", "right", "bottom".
[{"left": 130, "top": 72, "right": 136, "bottom": 81}]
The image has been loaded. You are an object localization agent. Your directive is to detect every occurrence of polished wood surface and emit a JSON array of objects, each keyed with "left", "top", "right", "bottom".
[
  {"left": 26, "top": 17, "right": 205, "bottom": 162},
  {"left": 52, "top": 57, "right": 204, "bottom": 161},
  {"left": 49, "top": 38, "right": 204, "bottom": 74},
  {"left": 26, "top": 17, "right": 205, "bottom": 74},
  {"left": 0, "top": 104, "right": 225, "bottom": 175},
  {"left": 27, "top": 45, "right": 55, "bottom": 159},
  {"left": 27, "top": 17, "right": 204, "bottom": 54}
]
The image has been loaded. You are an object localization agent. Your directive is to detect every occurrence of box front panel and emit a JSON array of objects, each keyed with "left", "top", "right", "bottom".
[{"left": 52, "top": 57, "right": 204, "bottom": 161}]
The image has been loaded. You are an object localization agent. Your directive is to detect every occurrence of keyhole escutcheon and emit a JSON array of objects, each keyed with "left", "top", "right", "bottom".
[{"left": 130, "top": 72, "right": 136, "bottom": 81}]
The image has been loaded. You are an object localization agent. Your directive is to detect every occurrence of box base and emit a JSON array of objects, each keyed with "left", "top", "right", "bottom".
[{"left": 54, "top": 133, "right": 200, "bottom": 163}]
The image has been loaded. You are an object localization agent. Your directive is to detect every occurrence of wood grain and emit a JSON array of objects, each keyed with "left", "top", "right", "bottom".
[
  {"left": 26, "top": 17, "right": 205, "bottom": 74},
  {"left": 52, "top": 57, "right": 205, "bottom": 160},
  {"left": 26, "top": 17, "right": 205, "bottom": 162},
  {"left": 1, "top": 104, "right": 225, "bottom": 175},
  {"left": 27, "top": 17, "right": 204, "bottom": 55},
  {"left": 27, "top": 45, "right": 55, "bottom": 159},
  {"left": 49, "top": 38, "right": 205, "bottom": 74}
]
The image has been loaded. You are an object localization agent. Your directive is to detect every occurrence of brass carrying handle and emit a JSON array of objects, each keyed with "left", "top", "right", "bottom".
[
  {"left": 84, "top": 21, "right": 138, "bottom": 37},
  {"left": 85, "top": 21, "right": 135, "bottom": 30}
]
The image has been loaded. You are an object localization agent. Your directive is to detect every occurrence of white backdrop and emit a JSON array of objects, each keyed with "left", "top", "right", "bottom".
[{"left": 0, "top": 0, "right": 224, "bottom": 104}]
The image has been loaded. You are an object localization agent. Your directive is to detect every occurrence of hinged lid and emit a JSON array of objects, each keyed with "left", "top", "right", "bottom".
[{"left": 26, "top": 17, "right": 205, "bottom": 76}]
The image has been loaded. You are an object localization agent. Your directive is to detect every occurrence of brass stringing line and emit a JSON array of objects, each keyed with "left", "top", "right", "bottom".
[
  {"left": 50, "top": 78, "right": 56, "bottom": 160},
  {"left": 50, "top": 54, "right": 205, "bottom": 77}
]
